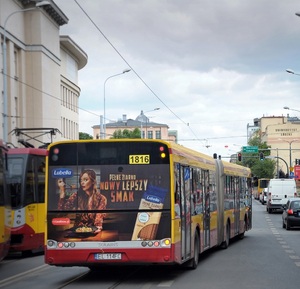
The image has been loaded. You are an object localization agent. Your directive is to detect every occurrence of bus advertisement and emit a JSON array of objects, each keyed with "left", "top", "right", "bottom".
[{"left": 45, "top": 140, "right": 252, "bottom": 269}]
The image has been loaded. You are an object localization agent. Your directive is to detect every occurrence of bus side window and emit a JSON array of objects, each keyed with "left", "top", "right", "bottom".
[{"left": 174, "top": 164, "right": 181, "bottom": 218}]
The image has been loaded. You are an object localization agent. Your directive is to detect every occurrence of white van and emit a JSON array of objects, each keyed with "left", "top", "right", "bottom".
[{"left": 266, "top": 178, "right": 297, "bottom": 213}]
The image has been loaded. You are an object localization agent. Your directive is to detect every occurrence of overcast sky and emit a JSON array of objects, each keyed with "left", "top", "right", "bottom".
[{"left": 55, "top": 0, "right": 300, "bottom": 158}]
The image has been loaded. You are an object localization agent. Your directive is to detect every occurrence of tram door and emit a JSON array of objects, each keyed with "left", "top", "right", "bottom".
[
  {"left": 180, "top": 166, "right": 191, "bottom": 261},
  {"left": 234, "top": 178, "right": 240, "bottom": 235},
  {"left": 203, "top": 170, "right": 210, "bottom": 249}
]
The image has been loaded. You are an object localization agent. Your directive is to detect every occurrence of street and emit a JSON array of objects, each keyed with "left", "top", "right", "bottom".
[{"left": 0, "top": 200, "right": 299, "bottom": 289}]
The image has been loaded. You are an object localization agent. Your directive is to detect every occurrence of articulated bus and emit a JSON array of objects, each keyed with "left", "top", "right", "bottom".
[
  {"left": 45, "top": 140, "right": 252, "bottom": 269},
  {"left": 0, "top": 140, "right": 11, "bottom": 262},
  {"left": 7, "top": 147, "right": 46, "bottom": 255}
]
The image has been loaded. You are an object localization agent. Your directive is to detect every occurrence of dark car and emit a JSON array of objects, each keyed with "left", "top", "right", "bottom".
[{"left": 282, "top": 198, "right": 300, "bottom": 230}]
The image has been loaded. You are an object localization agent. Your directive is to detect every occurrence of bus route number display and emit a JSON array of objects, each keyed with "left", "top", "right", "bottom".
[{"left": 129, "top": 154, "right": 150, "bottom": 164}]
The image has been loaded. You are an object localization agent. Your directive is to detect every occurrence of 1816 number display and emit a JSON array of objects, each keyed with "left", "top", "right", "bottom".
[{"left": 129, "top": 154, "right": 150, "bottom": 164}]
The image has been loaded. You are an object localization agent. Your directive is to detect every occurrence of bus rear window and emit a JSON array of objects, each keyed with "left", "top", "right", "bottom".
[{"left": 48, "top": 141, "right": 170, "bottom": 166}]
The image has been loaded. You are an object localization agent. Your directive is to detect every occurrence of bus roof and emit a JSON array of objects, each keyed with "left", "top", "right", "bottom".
[
  {"left": 222, "top": 160, "right": 251, "bottom": 178},
  {"left": 46, "top": 139, "right": 251, "bottom": 177}
]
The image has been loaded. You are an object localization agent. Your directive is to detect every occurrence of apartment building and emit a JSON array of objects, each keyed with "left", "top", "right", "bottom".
[
  {"left": 92, "top": 111, "right": 178, "bottom": 143},
  {"left": 253, "top": 115, "right": 300, "bottom": 176},
  {"left": 0, "top": 0, "right": 87, "bottom": 147}
]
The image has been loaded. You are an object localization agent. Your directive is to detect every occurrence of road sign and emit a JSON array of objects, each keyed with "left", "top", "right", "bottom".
[{"left": 242, "top": 146, "right": 258, "bottom": 153}]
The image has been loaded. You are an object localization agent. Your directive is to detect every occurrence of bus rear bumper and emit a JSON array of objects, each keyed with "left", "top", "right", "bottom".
[{"left": 45, "top": 247, "right": 176, "bottom": 267}]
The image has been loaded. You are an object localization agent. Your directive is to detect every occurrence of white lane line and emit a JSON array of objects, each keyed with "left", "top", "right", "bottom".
[
  {"left": 289, "top": 255, "right": 300, "bottom": 260},
  {"left": 158, "top": 280, "right": 174, "bottom": 287}
]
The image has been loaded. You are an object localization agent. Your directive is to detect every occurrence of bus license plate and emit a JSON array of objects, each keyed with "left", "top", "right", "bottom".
[{"left": 94, "top": 253, "right": 121, "bottom": 260}]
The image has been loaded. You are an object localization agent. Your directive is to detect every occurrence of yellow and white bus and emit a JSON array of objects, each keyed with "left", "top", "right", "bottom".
[
  {"left": 45, "top": 139, "right": 252, "bottom": 269},
  {"left": 253, "top": 178, "right": 270, "bottom": 200}
]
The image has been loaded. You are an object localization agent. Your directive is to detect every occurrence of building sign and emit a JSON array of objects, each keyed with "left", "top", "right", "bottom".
[{"left": 294, "top": 165, "right": 300, "bottom": 180}]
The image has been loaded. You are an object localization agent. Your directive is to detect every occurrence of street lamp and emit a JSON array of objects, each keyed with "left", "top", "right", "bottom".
[
  {"left": 279, "top": 139, "right": 299, "bottom": 175},
  {"left": 2, "top": 1, "right": 50, "bottom": 143},
  {"left": 283, "top": 106, "right": 300, "bottom": 114},
  {"left": 286, "top": 69, "right": 300, "bottom": 76},
  {"left": 265, "top": 155, "right": 289, "bottom": 178},
  {"left": 138, "top": 108, "right": 160, "bottom": 138},
  {"left": 102, "top": 69, "right": 131, "bottom": 139}
]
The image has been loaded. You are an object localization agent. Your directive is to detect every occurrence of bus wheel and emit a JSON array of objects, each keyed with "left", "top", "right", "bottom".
[
  {"left": 186, "top": 232, "right": 200, "bottom": 270},
  {"left": 239, "top": 218, "right": 247, "bottom": 239},
  {"left": 221, "top": 222, "right": 230, "bottom": 249}
]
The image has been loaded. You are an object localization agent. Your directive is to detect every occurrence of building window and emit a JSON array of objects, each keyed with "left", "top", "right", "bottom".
[
  {"left": 147, "top": 131, "right": 153, "bottom": 139},
  {"left": 155, "top": 130, "right": 161, "bottom": 139}
]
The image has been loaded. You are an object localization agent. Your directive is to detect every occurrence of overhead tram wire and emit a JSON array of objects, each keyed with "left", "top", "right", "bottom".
[
  {"left": 4, "top": 68, "right": 247, "bottom": 143},
  {"left": 178, "top": 135, "right": 247, "bottom": 141},
  {"left": 73, "top": 0, "right": 189, "bottom": 127},
  {"left": 6, "top": 70, "right": 238, "bottom": 142},
  {"left": 3, "top": 73, "right": 99, "bottom": 118}
]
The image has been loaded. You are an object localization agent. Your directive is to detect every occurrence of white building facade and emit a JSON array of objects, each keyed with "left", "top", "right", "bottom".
[
  {"left": 0, "top": 0, "right": 87, "bottom": 147},
  {"left": 258, "top": 116, "right": 300, "bottom": 176}
]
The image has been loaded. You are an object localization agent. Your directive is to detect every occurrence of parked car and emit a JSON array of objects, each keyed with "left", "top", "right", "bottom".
[{"left": 282, "top": 198, "right": 300, "bottom": 230}]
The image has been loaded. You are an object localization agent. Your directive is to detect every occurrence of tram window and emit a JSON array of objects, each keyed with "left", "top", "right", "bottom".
[
  {"left": 7, "top": 157, "right": 23, "bottom": 208},
  {"left": 0, "top": 164, "right": 3, "bottom": 205},
  {"left": 25, "top": 157, "right": 35, "bottom": 205},
  {"left": 0, "top": 184, "right": 3, "bottom": 206},
  {"left": 37, "top": 157, "right": 45, "bottom": 203}
]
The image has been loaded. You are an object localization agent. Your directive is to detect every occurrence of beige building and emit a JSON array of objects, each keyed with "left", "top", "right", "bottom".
[
  {"left": 257, "top": 116, "right": 300, "bottom": 176},
  {"left": 92, "top": 111, "right": 178, "bottom": 143},
  {"left": 1, "top": 0, "right": 87, "bottom": 147}
]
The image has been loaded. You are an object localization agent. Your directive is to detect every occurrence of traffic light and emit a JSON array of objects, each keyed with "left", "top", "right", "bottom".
[
  {"left": 259, "top": 152, "right": 264, "bottom": 160},
  {"left": 238, "top": 153, "right": 242, "bottom": 161}
]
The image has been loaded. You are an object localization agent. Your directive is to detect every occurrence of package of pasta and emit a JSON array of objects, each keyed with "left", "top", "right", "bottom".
[{"left": 131, "top": 185, "right": 167, "bottom": 240}]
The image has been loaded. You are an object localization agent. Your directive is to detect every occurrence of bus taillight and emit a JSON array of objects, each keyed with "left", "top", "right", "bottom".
[{"left": 159, "top": 146, "right": 166, "bottom": 159}]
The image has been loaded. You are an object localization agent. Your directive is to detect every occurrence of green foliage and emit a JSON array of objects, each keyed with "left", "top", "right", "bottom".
[
  {"left": 251, "top": 159, "right": 276, "bottom": 179},
  {"left": 238, "top": 131, "right": 276, "bottom": 179},
  {"left": 111, "top": 128, "right": 141, "bottom": 139},
  {"left": 79, "top": 132, "right": 93, "bottom": 139}
]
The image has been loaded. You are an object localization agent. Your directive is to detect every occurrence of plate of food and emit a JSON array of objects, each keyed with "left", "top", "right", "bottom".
[{"left": 65, "top": 225, "right": 98, "bottom": 238}]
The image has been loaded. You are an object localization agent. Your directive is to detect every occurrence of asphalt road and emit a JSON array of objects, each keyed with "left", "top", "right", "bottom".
[{"left": 0, "top": 199, "right": 299, "bottom": 289}]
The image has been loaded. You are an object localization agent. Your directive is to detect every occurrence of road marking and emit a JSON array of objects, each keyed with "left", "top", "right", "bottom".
[
  {"left": 289, "top": 255, "right": 300, "bottom": 260},
  {"left": 141, "top": 283, "right": 153, "bottom": 289},
  {"left": 295, "top": 262, "right": 300, "bottom": 267},
  {"left": 158, "top": 280, "right": 174, "bottom": 287},
  {"left": 264, "top": 207, "right": 300, "bottom": 269}
]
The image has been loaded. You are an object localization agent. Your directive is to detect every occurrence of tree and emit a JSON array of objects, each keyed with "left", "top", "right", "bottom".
[
  {"left": 239, "top": 130, "right": 276, "bottom": 179},
  {"left": 111, "top": 128, "right": 141, "bottom": 139},
  {"left": 79, "top": 132, "right": 93, "bottom": 140}
]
